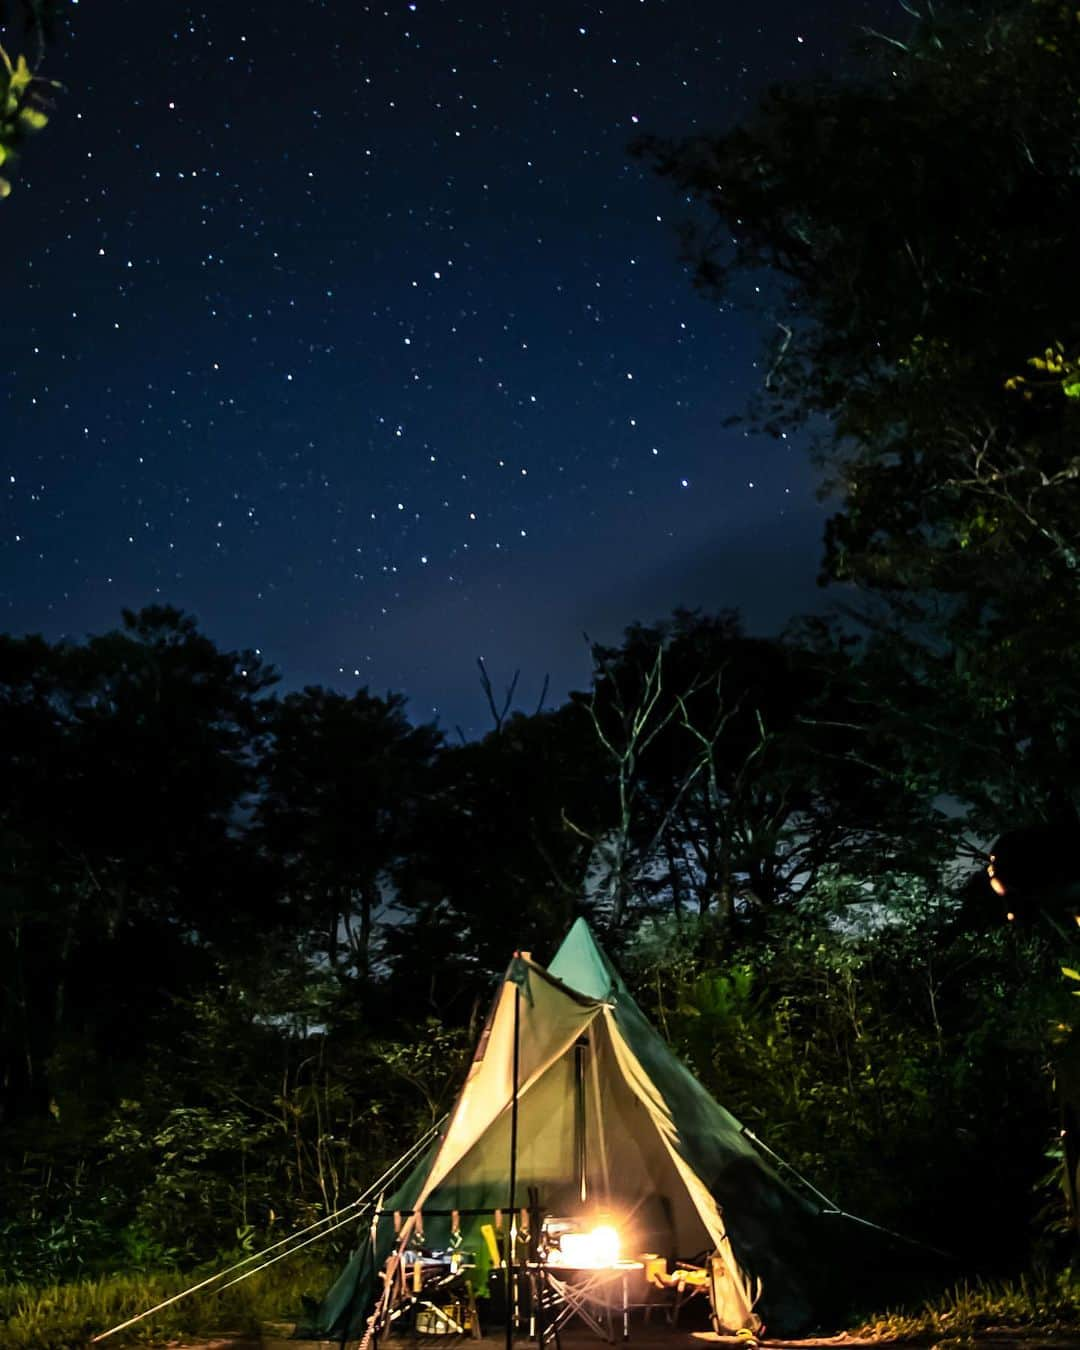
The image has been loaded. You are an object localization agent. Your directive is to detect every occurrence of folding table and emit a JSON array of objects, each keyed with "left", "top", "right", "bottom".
[{"left": 528, "top": 1260, "right": 644, "bottom": 1343}]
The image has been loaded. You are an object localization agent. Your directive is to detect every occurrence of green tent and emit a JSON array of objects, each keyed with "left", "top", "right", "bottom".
[{"left": 312, "top": 920, "right": 868, "bottom": 1341}]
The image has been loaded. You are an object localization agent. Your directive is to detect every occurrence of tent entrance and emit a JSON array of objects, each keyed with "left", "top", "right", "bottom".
[
  {"left": 371, "top": 999, "right": 748, "bottom": 1339},
  {"left": 415, "top": 1007, "right": 714, "bottom": 1264}
]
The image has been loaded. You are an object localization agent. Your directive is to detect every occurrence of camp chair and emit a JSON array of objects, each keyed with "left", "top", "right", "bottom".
[
  {"left": 671, "top": 1262, "right": 713, "bottom": 1326},
  {"left": 532, "top": 1263, "right": 635, "bottom": 1343},
  {"left": 642, "top": 1255, "right": 714, "bottom": 1327}
]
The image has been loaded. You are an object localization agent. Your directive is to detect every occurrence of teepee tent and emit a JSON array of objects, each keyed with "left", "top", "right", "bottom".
[{"left": 313, "top": 920, "right": 862, "bottom": 1341}]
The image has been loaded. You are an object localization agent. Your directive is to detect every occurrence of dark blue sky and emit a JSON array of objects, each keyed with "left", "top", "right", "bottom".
[{"left": 1, "top": 0, "right": 890, "bottom": 733}]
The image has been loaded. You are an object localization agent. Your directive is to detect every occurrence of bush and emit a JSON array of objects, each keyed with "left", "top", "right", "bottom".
[
  {"left": 0, "top": 1255, "right": 335, "bottom": 1350},
  {"left": 855, "top": 1271, "right": 1080, "bottom": 1343}
]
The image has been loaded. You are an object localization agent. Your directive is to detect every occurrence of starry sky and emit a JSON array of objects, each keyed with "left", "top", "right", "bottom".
[{"left": 1, "top": 0, "right": 891, "bottom": 734}]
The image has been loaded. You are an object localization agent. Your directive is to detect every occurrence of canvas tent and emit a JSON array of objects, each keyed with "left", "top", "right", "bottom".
[{"left": 312, "top": 920, "right": 865, "bottom": 1342}]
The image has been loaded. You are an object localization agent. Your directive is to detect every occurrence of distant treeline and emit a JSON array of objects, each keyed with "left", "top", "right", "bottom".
[{"left": 0, "top": 601, "right": 1072, "bottom": 1284}]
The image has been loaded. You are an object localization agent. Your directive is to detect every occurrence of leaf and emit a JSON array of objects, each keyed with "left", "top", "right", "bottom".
[
  {"left": 9, "top": 52, "right": 32, "bottom": 97},
  {"left": 1063, "top": 966, "right": 1080, "bottom": 980}
]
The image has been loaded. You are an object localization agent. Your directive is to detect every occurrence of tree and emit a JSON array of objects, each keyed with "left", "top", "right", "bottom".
[
  {"left": 0, "top": 607, "right": 278, "bottom": 1123},
  {"left": 389, "top": 700, "right": 606, "bottom": 1014},
  {"left": 254, "top": 687, "right": 442, "bottom": 984},
  {"left": 0, "top": 0, "right": 65, "bottom": 197},
  {"left": 570, "top": 611, "right": 932, "bottom": 938},
  {"left": 636, "top": 0, "right": 1080, "bottom": 840},
  {"left": 620, "top": 880, "right": 1063, "bottom": 1271},
  {"left": 636, "top": 0, "right": 1080, "bottom": 595}
]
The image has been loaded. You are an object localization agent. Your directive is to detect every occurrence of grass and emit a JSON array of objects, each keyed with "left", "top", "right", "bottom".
[
  {"left": 852, "top": 1270, "right": 1080, "bottom": 1344},
  {"left": 11, "top": 1263, "right": 1080, "bottom": 1350},
  {"left": 0, "top": 1254, "right": 335, "bottom": 1350}
]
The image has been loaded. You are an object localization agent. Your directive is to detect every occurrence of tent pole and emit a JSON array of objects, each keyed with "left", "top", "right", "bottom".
[
  {"left": 587, "top": 1032, "right": 611, "bottom": 1204},
  {"left": 574, "top": 1039, "right": 587, "bottom": 1204},
  {"left": 506, "top": 978, "right": 521, "bottom": 1350},
  {"left": 526, "top": 1186, "right": 543, "bottom": 1350}
]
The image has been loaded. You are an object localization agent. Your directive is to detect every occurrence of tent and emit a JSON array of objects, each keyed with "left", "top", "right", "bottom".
[{"left": 312, "top": 920, "right": 871, "bottom": 1342}]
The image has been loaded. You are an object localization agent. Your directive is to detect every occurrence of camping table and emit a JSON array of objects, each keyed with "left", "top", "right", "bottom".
[{"left": 527, "top": 1261, "right": 644, "bottom": 1343}]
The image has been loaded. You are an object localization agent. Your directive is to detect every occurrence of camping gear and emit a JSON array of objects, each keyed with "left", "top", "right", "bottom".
[
  {"left": 311, "top": 920, "right": 872, "bottom": 1344},
  {"left": 386, "top": 1250, "right": 481, "bottom": 1339},
  {"left": 529, "top": 1255, "right": 641, "bottom": 1342}
]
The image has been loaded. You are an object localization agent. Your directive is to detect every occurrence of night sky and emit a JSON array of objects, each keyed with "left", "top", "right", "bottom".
[{"left": 2, "top": 0, "right": 890, "bottom": 734}]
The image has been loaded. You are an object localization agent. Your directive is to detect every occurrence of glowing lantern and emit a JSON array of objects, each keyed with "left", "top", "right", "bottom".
[
  {"left": 557, "top": 1224, "right": 620, "bottom": 1267},
  {"left": 589, "top": 1225, "right": 620, "bottom": 1266}
]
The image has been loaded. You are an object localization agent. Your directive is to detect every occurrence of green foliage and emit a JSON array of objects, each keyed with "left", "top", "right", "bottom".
[
  {"left": 637, "top": 6, "right": 1080, "bottom": 846},
  {"left": 0, "top": 0, "right": 68, "bottom": 192},
  {"left": 624, "top": 874, "right": 1064, "bottom": 1267},
  {"left": 639, "top": 0, "right": 1080, "bottom": 595},
  {"left": 255, "top": 687, "right": 442, "bottom": 982},
  {"left": 0, "top": 606, "right": 281, "bottom": 1131},
  {"left": 0, "top": 1256, "right": 334, "bottom": 1349},
  {"left": 0, "top": 602, "right": 1074, "bottom": 1302},
  {"left": 854, "top": 1270, "right": 1080, "bottom": 1341},
  {"left": 0, "top": 39, "right": 59, "bottom": 197},
  {"left": 574, "top": 610, "right": 942, "bottom": 934},
  {"left": 1005, "top": 341, "right": 1080, "bottom": 407},
  {"left": 100, "top": 1102, "right": 278, "bottom": 1263},
  {"left": 390, "top": 698, "right": 605, "bottom": 1009}
]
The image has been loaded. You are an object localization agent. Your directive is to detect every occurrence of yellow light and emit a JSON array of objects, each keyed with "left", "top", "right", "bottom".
[
  {"left": 556, "top": 1225, "right": 621, "bottom": 1267},
  {"left": 1006, "top": 911, "right": 1015, "bottom": 922},
  {"left": 590, "top": 1226, "right": 620, "bottom": 1266},
  {"left": 990, "top": 876, "right": 1007, "bottom": 897}
]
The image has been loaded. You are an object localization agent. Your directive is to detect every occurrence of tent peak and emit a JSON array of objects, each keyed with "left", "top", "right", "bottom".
[{"left": 546, "top": 917, "right": 617, "bottom": 1001}]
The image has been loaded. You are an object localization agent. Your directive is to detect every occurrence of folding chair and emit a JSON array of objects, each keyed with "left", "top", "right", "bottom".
[{"left": 533, "top": 1265, "right": 630, "bottom": 1343}]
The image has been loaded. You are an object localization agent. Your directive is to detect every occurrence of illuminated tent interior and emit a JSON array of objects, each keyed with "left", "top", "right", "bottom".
[{"left": 311, "top": 920, "right": 876, "bottom": 1340}]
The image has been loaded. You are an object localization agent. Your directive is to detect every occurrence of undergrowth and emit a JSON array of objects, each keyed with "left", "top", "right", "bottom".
[
  {"left": 0, "top": 1254, "right": 334, "bottom": 1350},
  {"left": 14, "top": 1263, "right": 1080, "bottom": 1349},
  {"left": 853, "top": 1270, "right": 1080, "bottom": 1343}
]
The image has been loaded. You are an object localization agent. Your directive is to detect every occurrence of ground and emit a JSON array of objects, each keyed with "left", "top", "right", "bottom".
[{"left": 166, "top": 1330, "right": 1080, "bottom": 1350}]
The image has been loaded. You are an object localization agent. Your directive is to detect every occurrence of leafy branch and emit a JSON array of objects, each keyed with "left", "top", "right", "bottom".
[{"left": 0, "top": 40, "right": 59, "bottom": 197}]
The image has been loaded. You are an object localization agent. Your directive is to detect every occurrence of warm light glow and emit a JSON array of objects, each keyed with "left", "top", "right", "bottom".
[
  {"left": 555, "top": 1225, "right": 621, "bottom": 1267},
  {"left": 1006, "top": 911, "right": 1015, "bottom": 922},
  {"left": 589, "top": 1225, "right": 620, "bottom": 1265},
  {"left": 987, "top": 860, "right": 1008, "bottom": 896}
]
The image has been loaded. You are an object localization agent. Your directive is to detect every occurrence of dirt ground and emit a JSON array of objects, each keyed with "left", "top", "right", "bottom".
[{"left": 168, "top": 1330, "right": 1080, "bottom": 1350}]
